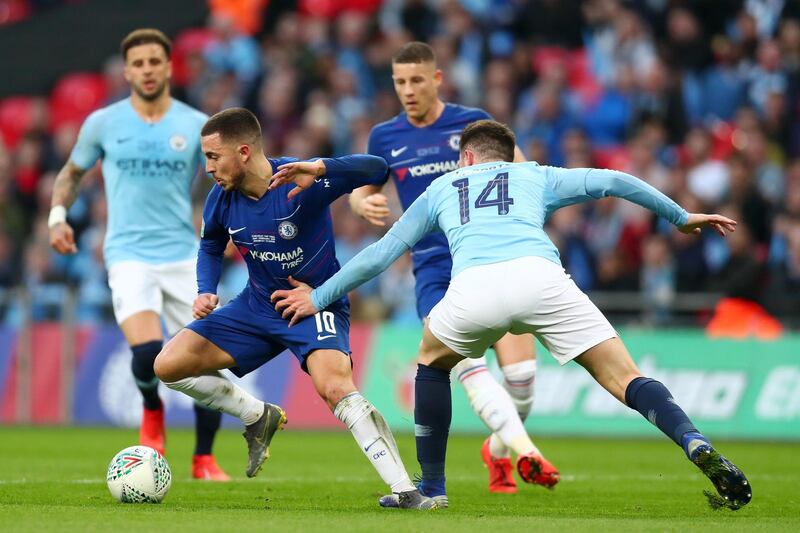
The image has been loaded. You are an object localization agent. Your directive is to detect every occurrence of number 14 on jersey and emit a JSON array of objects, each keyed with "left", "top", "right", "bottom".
[{"left": 451, "top": 172, "right": 514, "bottom": 225}]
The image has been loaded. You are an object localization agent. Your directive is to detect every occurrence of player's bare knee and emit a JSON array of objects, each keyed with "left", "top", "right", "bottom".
[
  {"left": 316, "top": 378, "right": 355, "bottom": 407},
  {"left": 153, "top": 343, "right": 189, "bottom": 383}
]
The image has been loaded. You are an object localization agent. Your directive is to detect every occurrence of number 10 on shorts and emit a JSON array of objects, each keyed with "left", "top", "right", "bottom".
[{"left": 314, "top": 311, "right": 337, "bottom": 338}]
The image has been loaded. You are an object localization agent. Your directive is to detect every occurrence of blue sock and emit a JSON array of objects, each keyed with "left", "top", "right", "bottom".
[
  {"left": 414, "top": 364, "right": 451, "bottom": 485},
  {"left": 193, "top": 403, "right": 222, "bottom": 456},
  {"left": 625, "top": 377, "right": 708, "bottom": 458},
  {"left": 131, "top": 341, "right": 163, "bottom": 411}
]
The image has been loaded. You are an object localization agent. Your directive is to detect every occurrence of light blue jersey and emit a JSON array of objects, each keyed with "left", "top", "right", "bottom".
[
  {"left": 70, "top": 98, "right": 207, "bottom": 266},
  {"left": 311, "top": 161, "right": 689, "bottom": 310}
]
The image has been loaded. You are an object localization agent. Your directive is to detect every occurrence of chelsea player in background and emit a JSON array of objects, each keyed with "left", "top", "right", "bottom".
[
  {"left": 350, "top": 41, "right": 550, "bottom": 503},
  {"left": 153, "top": 108, "right": 438, "bottom": 510},
  {"left": 49, "top": 29, "right": 228, "bottom": 480}
]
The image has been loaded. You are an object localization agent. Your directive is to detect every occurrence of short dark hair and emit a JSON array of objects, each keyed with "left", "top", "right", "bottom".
[
  {"left": 392, "top": 41, "right": 436, "bottom": 64},
  {"left": 120, "top": 28, "right": 171, "bottom": 60},
  {"left": 201, "top": 107, "right": 262, "bottom": 145},
  {"left": 460, "top": 120, "right": 516, "bottom": 162}
]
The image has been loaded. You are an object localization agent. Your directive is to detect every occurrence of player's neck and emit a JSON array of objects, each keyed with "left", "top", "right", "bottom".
[
  {"left": 239, "top": 155, "right": 272, "bottom": 200},
  {"left": 407, "top": 99, "right": 445, "bottom": 128},
  {"left": 130, "top": 92, "right": 172, "bottom": 124}
]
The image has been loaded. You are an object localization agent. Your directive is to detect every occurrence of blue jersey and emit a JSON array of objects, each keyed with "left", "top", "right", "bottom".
[
  {"left": 69, "top": 98, "right": 207, "bottom": 267},
  {"left": 367, "top": 103, "right": 491, "bottom": 271},
  {"left": 310, "top": 164, "right": 689, "bottom": 310},
  {"left": 197, "top": 155, "right": 388, "bottom": 311}
]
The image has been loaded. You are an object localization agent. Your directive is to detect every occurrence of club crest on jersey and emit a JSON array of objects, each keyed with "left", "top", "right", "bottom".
[
  {"left": 169, "top": 134, "right": 188, "bottom": 152},
  {"left": 448, "top": 134, "right": 461, "bottom": 151},
  {"left": 278, "top": 221, "right": 298, "bottom": 240}
]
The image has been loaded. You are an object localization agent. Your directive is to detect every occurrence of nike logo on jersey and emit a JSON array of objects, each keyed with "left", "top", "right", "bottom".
[
  {"left": 390, "top": 146, "right": 408, "bottom": 157},
  {"left": 228, "top": 227, "right": 247, "bottom": 234},
  {"left": 317, "top": 334, "right": 336, "bottom": 341},
  {"left": 363, "top": 437, "right": 381, "bottom": 453},
  {"left": 117, "top": 137, "right": 133, "bottom": 144}
]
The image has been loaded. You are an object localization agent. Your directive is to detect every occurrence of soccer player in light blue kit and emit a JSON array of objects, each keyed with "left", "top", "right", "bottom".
[
  {"left": 272, "top": 120, "right": 752, "bottom": 511},
  {"left": 49, "top": 29, "right": 228, "bottom": 480}
]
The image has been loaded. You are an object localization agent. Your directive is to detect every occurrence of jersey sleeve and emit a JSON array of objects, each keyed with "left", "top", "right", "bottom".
[
  {"left": 544, "top": 167, "right": 689, "bottom": 226},
  {"left": 196, "top": 187, "right": 228, "bottom": 294},
  {"left": 311, "top": 193, "right": 436, "bottom": 310},
  {"left": 366, "top": 128, "right": 391, "bottom": 185},
  {"left": 301, "top": 154, "right": 389, "bottom": 207},
  {"left": 69, "top": 110, "right": 105, "bottom": 170}
]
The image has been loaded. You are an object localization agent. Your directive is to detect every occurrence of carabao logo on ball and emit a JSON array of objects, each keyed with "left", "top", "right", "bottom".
[{"left": 278, "top": 221, "right": 298, "bottom": 240}]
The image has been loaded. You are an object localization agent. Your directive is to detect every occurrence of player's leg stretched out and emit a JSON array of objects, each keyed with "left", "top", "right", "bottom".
[
  {"left": 413, "top": 258, "right": 751, "bottom": 510},
  {"left": 115, "top": 262, "right": 228, "bottom": 481},
  {"left": 576, "top": 338, "right": 752, "bottom": 510},
  {"left": 155, "top": 326, "right": 438, "bottom": 510}
]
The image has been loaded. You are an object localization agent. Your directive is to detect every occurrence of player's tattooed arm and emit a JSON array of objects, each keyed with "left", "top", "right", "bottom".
[
  {"left": 49, "top": 160, "right": 88, "bottom": 255},
  {"left": 51, "top": 160, "right": 88, "bottom": 209}
]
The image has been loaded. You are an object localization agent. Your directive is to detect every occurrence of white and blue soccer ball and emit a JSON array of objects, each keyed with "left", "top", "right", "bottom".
[{"left": 106, "top": 445, "right": 171, "bottom": 503}]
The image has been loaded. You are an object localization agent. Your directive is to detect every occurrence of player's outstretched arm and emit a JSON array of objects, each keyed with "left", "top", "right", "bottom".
[
  {"left": 269, "top": 159, "right": 326, "bottom": 198},
  {"left": 349, "top": 184, "right": 390, "bottom": 227},
  {"left": 49, "top": 160, "right": 88, "bottom": 255},
  {"left": 270, "top": 277, "right": 316, "bottom": 326},
  {"left": 272, "top": 193, "right": 435, "bottom": 325},
  {"left": 270, "top": 155, "right": 388, "bottom": 200},
  {"left": 678, "top": 213, "right": 737, "bottom": 236}
]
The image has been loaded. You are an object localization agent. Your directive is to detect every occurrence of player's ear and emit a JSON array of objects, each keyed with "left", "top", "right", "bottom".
[
  {"left": 433, "top": 68, "right": 443, "bottom": 88},
  {"left": 238, "top": 143, "right": 251, "bottom": 162}
]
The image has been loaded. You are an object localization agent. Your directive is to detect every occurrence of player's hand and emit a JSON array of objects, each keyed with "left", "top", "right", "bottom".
[
  {"left": 270, "top": 276, "right": 318, "bottom": 327},
  {"left": 678, "top": 213, "right": 738, "bottom": 236},
  {"left": 193, "top": 293, "right": 219, "bottom": 320},
  {"left": 269, "top": 160, "right": 327, "bottom": 199},
  {"left": 49, "top": 222, "right": 78, "bottom": 255},
  {"left": 356, "top": 193, "right": 390, "bottom": 227}
]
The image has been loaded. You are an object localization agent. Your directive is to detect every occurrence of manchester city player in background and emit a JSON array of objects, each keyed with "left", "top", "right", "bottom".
[
  {"left": 48, "top": 29, "right": 228, "bottom": 480},
  {"left": 153, "top": 107, "right": 438, "bottom": 510},
  {"left": 272, "top": 119, "right": 751, "bottom": 512},
  {"left": 350, "top": 41, "right": 549, "bottom": 503}
]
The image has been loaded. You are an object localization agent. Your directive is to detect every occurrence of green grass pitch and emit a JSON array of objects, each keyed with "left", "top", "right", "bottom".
[{"left": 1, "top": 427, "right": 798, "bottom": 532}]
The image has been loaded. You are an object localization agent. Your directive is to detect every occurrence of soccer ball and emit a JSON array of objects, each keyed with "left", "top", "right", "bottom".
[{"left": 106, "top": 445, "right": 172, "bottom": 503}]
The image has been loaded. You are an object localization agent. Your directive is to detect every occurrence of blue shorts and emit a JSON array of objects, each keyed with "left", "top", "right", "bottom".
[
  {"left": 187, "top": 287, "right": 350, "bottom": 377},
  {"left": 413, "top": 260, "right": 452, "bottom": 319}
]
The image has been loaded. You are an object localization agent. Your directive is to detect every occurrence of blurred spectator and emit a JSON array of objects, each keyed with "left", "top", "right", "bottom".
[
  {"left": 684, "top": 127, "right": 730, "bottom": 206},
  {"left": 641, "top": 234, "right": 676, "bottom": 325},
  {"left": 204, "top": 12, "right": 262, "bottom": 101}
]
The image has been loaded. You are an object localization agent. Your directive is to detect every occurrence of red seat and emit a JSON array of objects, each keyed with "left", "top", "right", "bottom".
[
  {"left": 171, "top": 28, "right": 214, "bottom": 87},
  {"left": 0, "top": 0, "right": 32, "bottom": 26},
  {"left": 593, "top": 145, "right": 630, "bottom": 171},
  {"left": 0, "top": 96, "right": 37, "bottom": 148},
  {"left": 49, "top": 72, "right": 107, "bottom": 130}
]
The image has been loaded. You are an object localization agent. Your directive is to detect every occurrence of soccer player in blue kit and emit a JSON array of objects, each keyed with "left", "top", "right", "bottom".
[
  {"left": 272, "top": 120, "right": 752, "bottom": 511},
  {"left": 153, "top": 108, "right": 438, "bottom": 510},
  {"left": 349, "top": 42, "right": 553, "bottom": 503},
  {"left": 49, "top": 28, "right": 228, "bottom": 480}
]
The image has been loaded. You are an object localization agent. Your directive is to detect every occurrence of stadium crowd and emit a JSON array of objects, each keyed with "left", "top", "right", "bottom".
[{"left": 1, "top": 0, "right": 800, "bottom": 328}]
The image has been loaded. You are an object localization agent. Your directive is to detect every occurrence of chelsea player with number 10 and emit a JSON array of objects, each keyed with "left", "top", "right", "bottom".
[{"left": 153, "top": 108, "right": 438, "bottom": 510}]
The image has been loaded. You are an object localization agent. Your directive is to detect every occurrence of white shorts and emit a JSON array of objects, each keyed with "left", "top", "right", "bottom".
[
  {"left": 428, "top": 256, "right": 618, "bottom": 365},
  {"left": 107, "top": 259, "right": 196, "bottom": 336}
]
